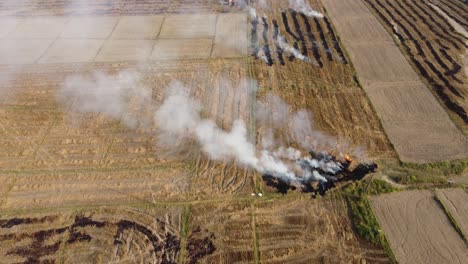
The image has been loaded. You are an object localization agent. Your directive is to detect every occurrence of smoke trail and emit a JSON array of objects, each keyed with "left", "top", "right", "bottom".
[
  {"left": 277, "top": 35, "right": 318, "bottom": 65},
  {"left": 57, "top": 70, "right": 367, "bottom": 190},
  {"left": 57, "top": 70, "right": 154, "bottom": 129},
  {"left": 288, "top": 0, "right": 324, "bottom": 18}
]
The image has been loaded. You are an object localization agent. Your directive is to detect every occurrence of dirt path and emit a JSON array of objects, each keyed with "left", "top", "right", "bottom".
[{"left": 321, "top": 0, "right": 467, "bottom": 163}]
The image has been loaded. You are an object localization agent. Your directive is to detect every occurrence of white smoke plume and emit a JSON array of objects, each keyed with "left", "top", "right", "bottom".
[
  {"left": 57, "top": 70, "right": 154, "bottom": 129},
  {"left": 56, "top": 70, "right": 358, "bottom": 187},
  {"left": 288, "top": 0, "right": 324, "bottom": 18}
]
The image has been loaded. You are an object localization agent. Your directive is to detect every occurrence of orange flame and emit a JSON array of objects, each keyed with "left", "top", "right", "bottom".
[{"left": 345, "top": 154, "right": 352, "bottom": 163}]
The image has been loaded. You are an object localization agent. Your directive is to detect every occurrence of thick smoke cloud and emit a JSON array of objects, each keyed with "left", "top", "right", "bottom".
[{"left": 56, "top": 69, "right": 363, "bottom": 186}]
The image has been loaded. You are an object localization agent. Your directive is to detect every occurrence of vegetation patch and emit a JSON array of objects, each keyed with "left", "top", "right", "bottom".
[{"left": 342, "top": 179, "right": 397, "bottom": 263}]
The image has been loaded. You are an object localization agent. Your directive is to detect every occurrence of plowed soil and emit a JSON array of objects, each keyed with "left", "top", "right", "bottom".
[
  {"left": 370, "top": 190, "right": 468, "bottom": 264},
  {"left": 435, "top": 188, "right": 468, "bottom": 238}
]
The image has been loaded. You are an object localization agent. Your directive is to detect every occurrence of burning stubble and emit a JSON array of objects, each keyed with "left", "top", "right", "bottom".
[{"left": 57, "top": 69, "right": 373, "bottom": 196}]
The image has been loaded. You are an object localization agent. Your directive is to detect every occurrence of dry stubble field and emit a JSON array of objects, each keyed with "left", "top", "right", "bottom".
[
  {"left": 3, "top": 0, "right": 466, "bottom": 263},
  {"left": 322, "top": 0, "right": 467, "bottom": 163}
]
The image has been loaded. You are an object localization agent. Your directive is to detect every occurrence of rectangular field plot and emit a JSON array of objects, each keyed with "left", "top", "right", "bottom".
[
  {"left": 95, "top": 39, "right": 154, "bottom": 62},
  {"left": 158, "top": 14, "right": 217, "bottom": 39},
  {"left": 256, "top": 199, "right": 388, "bottom": 264},
  {"left": 322, "top": 0, "right": 468, "bottom": 162},
  {"left": 151, "top": 38, "right": 213, "bottom": 60},
  {"left": 436, "top": 188, "right": 468, "bottom": 238},
  {"left": 370, "top": 191, "right": 467, "bottom": 264},
  {"left": 345, "top": 42, "right": 419, "bottom": 83},
  {"left": 0, "top": 206, "right": 184, "bottom": 264},
  {"left": 1, "top": 13, "right": 248, "bottom": 65},
  {"left": 39, "top": 39, "right": 104, "bottom": 63},
  {"left": 0, "top": 39, "right": 54, "bottom": 65},
  {"left": 9, "top": 17, "right": 68, "bottom": 39},
  {"left": 60, "top": 17, "right": 119, "bottom": 39},
  {"left": 110, "top": 16, "right": 164, "bottom": 39},
  {"left": 212, "top": 13, "right": 248, "bottom": 58}
]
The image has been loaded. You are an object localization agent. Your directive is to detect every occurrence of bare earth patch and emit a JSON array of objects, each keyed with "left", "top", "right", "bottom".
[
  {"left": 370, "top": 190, "right": 467, "bottom": 264},
  {"left": 435, "top": 188, "right": 468, "bottom": 239}
]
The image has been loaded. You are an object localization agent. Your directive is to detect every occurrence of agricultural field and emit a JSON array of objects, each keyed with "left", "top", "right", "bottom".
[
  {"left": 1, "top": 0, "right": 467, "bottom": 263},
  {"left": 322, "top": 0, "right": 467, "bottom": 163},
  {"left": 370, "top": 190, "right": 468, "bottom": 264},
  {"left": 435, "top": 188, "right": 468, "bottom": 239},
  {"left": 249, "top": 0, "right": 395, "bottom": 160},
  {"left": 361, "top": 0, "right": 468, "bottom": 130}
]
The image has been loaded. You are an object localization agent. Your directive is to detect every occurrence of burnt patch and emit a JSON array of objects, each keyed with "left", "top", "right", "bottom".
[
  {"left": 289, "top": 9, "right": 308, "bottom": 56},
  {"left": 261, "top": 16, "right": 274, "bottom": 66},
  {"left": 312, "top": 17, "right": 333, "bottom": 61},
  {"left": 262, "top": 151, "right": 377, "bottom": 197},
  {"left": 186, "top": 226, "right": 216, "bottom": 264},
  {"left": 272, "top": 19, "right": 285, "bottom": 65},
  {"left": 364, "top": 0, "right": 467, "bottom": 123},
  {"left": 251, "top": 14, "right": 259, "bottom": 57},
  {"left": 0, "top": 216, "right": 58, "bottom": 228},
  {"left": 114, "top": 219, "right": 180, "bottom": 263},
  {"left": 300, "top": 12, "right": 323, "bottom": 67},
  {"left": 1, "top": 214, "right": 182, "bottom": 263},
  {"left": 323, "top": 17, "right": 348, "bottom": 64}
]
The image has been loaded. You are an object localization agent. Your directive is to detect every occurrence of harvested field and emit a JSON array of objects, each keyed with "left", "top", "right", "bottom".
[
  {"left": 188, "top": 202, "right": 254, "bottom": 263},
  {"left": 0, "top": 14, "right": 248, "bottom": 65},
  {"left": 0, "top": 59, "right": 255, "bottom": 205},
  {"left": 250, "top": 3, "right": 348, "bottom": 67},
  {"left": 256, "top": 198, "right": 389, "bottom": 264},
  {"left": 322, "top": 0, "right": 468, "bottom": 162},
  {"left": 361, "top": 0, "right": 468, "bottom": 129},
  {"left": 435, "top": 188, "right": 468, "bottom": 238},
  {"left": 0, "top": 206, "right": 184, "bottom": 263},
  {"left": 250, "top": 0, "right": 396, "bottom": 161},
  {"left": 0, "top": 0, "right": 421, "bottom": 263},
  {"left": 0, "top": 0, "right": 224, "bottom": 16},
  {"left": 371, "top": 190, "right": 468, "bottom": 264}
]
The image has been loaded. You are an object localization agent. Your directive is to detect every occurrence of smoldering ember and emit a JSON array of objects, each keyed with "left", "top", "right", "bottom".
[{"left": 1, "top": 0, "right": 467, "bottom": 264}]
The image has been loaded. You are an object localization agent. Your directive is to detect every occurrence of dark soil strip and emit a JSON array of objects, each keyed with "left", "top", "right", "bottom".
[
  {"left": 299, "top": 12, "right": 323, "bottom": 67},
  {"left": 434, "top": 1, "right": 468, "bottom": 30},
  {"left": 289, "top": 9, "right": 308, "bottom": 56},
  {"left": 281, "top": 11, "right": 299, "bottom": 40},
  {"left": 251, "top": 15, "right": 259, "bottom": 57},
  {"left": 406, "top": 0, "right": 464, "bottom": 49},
  {"left": 0, "top": 216, "right": 58, "bottom": 228},
  {"left": 439, "top": 49, "right": 462, "bottom": 76},
  {"left": 425, "top": 40, "right": 463, "bottom": 84},
  {"left": 364, "top": 0, "right": 468, "bottom": 123},
  {"left": 261, "top": 16, "right": 274, "bottom": 66},
  {"left": 323, "top": 16, "right": 348, "bottom": 64},
  {"left": 272, "top": 19, "right": 285, "bottom": 65},
  {"left": 312, "top": 17, "right": 333, "bottom": 61},
  {"left": 423, "top": 59, "right": 463, "bottom": 98}
]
